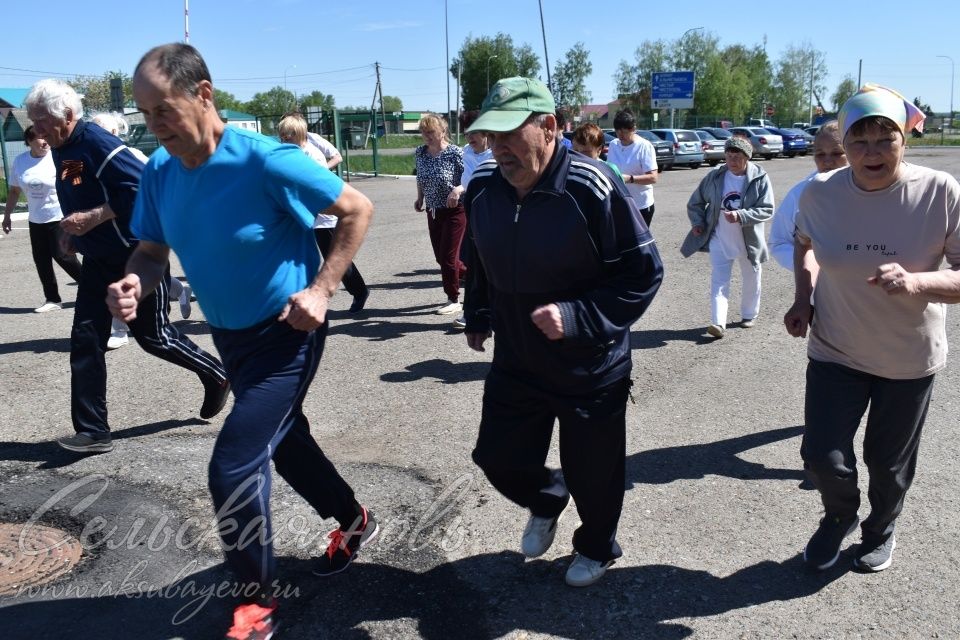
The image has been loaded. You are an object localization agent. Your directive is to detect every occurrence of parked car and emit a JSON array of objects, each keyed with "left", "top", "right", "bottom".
[
  {"left": 693, "top": 130, "right": 726, "bottom": 166},
  {"left": 697, "top": 126, "right": 733, "bottom": 140},
  {"left": 765, "top": 127, "right": 808, "bottom": 157},
  {"left": 729, "top": 127, "right": 783, "bottom": 160},
  {"left": 635, "top": 129, "right": 675, "bottom": 171},
  {"left": 748, "top": 118, "right": 778, "bottom": 129},
  {"left": 804, "top": 125, "right": 822, "bottom": 137},
  {"left": 648, "top": 128, "right": 705, "bottom": 168}
]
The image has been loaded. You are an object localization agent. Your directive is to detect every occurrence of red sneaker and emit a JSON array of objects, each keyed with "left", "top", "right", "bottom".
[
  {"left": 312, "top": 506, "right": 379, "bottom": 576},
  {"left": 225, "top": 600, "right": 277, "bottom": 640}
]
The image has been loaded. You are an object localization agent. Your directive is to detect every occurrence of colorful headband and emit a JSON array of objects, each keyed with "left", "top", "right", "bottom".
[{"left": 838, "top": 84, "right": 926, "bottom": 139}]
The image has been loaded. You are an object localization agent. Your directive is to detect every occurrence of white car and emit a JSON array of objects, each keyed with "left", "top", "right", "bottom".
[{"left": 729, "top": 127, "right": 783, "bottom": 160}]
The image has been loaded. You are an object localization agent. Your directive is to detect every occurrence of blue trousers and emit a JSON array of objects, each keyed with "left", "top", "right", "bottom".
[{"left": 208, "top": 318, "right": 359, "bottom": 588}]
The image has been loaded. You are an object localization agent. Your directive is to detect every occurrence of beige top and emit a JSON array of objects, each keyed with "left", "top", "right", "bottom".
[{"left": 796, "top": 163, "right": 960, "bottom": 379}]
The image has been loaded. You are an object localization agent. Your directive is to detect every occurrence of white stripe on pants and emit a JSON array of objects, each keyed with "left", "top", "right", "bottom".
[{"left": 709, "top": 243, "right": 761, "bottom": 327}]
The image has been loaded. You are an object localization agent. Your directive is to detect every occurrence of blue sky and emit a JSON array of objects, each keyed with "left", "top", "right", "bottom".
[{"left": 3, "top": 0, "right": 957, "bottom": 115}]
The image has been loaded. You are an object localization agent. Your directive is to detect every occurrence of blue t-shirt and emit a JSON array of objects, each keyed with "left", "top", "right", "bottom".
[{"left": 132, "top": 127, "right": 344, "bottom": 329}]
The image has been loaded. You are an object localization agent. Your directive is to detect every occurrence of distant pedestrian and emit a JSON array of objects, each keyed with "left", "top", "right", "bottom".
[
  {"left": 605, "top": 109, "right": 658, "bottom": 225},
  {"left": 2, "top": 125, "right": 83, "bottom": 312},
  {"left": 414, "top": 113, "right": 466, "bottom": 319},
  {"left": 681, "top": 136, "right": 774, "bottom": 338}
]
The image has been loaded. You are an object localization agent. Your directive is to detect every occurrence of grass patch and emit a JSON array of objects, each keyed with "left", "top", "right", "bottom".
[
  {"left": 906, "top": 134, "right": 960, "bottom": 147},
  {"left": 343, "top": 154, "right": 416, "bottom": 176}
]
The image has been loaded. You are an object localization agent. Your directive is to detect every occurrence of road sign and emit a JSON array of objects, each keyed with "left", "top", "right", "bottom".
[
  {"left": 651, "top": 71, "right": 695, "bottom": 109},
  {"left": 766, "top": 104, "right": 775, "bottom": 117}
]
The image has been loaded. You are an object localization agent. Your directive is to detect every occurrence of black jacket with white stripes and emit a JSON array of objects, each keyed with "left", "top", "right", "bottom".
[{"left": 463, "top": 143, "right": 664, "bottom": 393}]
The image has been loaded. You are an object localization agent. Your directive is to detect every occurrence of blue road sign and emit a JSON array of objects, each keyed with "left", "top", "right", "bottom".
[{"left": 651, "top": 71, "right": 695, "bottom": 109}]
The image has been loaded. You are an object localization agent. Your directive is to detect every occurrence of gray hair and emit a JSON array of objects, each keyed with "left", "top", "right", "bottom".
[
  {"left": 25, "top": 78, "right": 84, "bottom": 121},
  {"left": 90, "top": 111, "right": 129, "bottom": 137}
]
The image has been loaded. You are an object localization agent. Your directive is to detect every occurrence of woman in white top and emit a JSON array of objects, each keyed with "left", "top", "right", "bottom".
[
  {"left": 605, "top": 109, "right": 658, "bottom": 226},
  {"left": 278, "top": 113, "right": 369, "bottom": 312},
  {"left": 2, "top": 125, "right": 83, "bottom": 312}
]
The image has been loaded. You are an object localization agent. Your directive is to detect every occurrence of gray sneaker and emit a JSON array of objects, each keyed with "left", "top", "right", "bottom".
[
  {"left": 855, "top": 534, "right": 896, "bottom": 572},
  {"left": 804, "top": 514, "right": 859, "bottom": 570},
  {"left": 56, "top": 433, "right": 114, "bottom": 454}
]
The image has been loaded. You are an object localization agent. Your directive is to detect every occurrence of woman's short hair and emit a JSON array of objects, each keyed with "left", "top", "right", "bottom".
[
  {"left": 613, "top": 109, "right": 636, "bottom": 131},
  {"left": 25, "top": 79, "right": 84, "bottom": 121},
  {"left": 813, "top": 120, "right": 841, "bottom": 145},
  {"left": 572, "top": 122, "right": 604, "bottom": 150},
  {"left": 419, "top": 113, "right": 449, "bottom": 141},
  {"left": 277, "top": 114, "right": 308, "bottom": 145},
  {"left": 23, "top": 125, "right": 37, "bottom": 143},
  {"left": 846, "top": 115, "right": 901, "bottom": 139}
]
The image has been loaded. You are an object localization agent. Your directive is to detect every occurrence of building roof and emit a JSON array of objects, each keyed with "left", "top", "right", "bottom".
[
  {"left": 580, "top": 104, "right": 610, "bottom": 117},
  {"left": 218, "top": 109, "right": 257, "bottom": 121},
  {"left": 0, "top": 88, "right": 30, "bottom": 109}
]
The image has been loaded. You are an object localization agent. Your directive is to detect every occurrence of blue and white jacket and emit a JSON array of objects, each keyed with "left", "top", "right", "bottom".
[
  {"left": 463, "top": 144, "right": 664, "bottom": 393},
  {"left": 52, "top": 120, "right": 144, "bottom": 262}
]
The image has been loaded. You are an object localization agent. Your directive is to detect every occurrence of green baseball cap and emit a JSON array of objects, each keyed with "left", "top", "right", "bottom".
[{"left": 466, "top": 77, "right": 556, "bottom": 133}]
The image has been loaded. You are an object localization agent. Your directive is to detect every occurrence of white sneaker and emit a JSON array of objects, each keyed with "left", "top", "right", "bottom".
[
  {"left": 521, "top": 471, "right": 570, "bottom": 558},
  {"left": 435, "top": 301, "right": 462, "bottom": 315},
  {"left": 34, "top": 301, "right": 62, "bottom": 313},
  {"left": 106, "top": 332, "right": 129, "bottom": 350},
  {"left": 178, "top": 283, "right": 193, "bottom": 319},
  {"left": 452, "top": 316, "right": 466, "bottom": 329},
  {"left": 706, "top": 324, "right": 725, "bottom": 338},
  {"left": 565, "top": 553, "right": 614, "bottom": 587}
]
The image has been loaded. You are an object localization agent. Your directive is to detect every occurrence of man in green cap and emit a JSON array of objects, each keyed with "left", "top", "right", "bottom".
[{"left": 462, "top": 77, "right": 664, "bottom": 587}]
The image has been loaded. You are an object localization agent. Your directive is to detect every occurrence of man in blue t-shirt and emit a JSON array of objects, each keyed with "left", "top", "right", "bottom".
[
  {"left": 24, "top": 79, "right": 229, "bottom": 455},
  {"left": 106, "top": 43, "right": 376, "bottom": 639}
]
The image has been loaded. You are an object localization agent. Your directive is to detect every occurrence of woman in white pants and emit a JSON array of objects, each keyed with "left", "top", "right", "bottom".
[{"left": 681, "top": 136, "right": 775, "bottom": 338}]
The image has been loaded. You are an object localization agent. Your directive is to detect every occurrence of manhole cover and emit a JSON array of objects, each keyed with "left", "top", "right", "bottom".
[{"left": 0, "top": 522, "right": 83, "bottom": 597}]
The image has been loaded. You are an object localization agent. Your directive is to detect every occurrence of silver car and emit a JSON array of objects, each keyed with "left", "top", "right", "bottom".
[
  {"left": 729, "top": 127, "right": 783, "bottom": 160},
  {"left": 649, "top": 129, "right": 706, "bottom": 169},
  {"left": 694, "top": 130, "right": 726, "bottom": 166}
]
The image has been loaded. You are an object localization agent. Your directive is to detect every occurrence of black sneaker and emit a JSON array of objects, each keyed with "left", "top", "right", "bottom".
[
  {"left": 854, "top": 533, "right": 896, "bottom": 572},
  {"left": 804, "top": 514, "right": 859, "bottom": 570},
  {"left": 56, "top": 433, "right": 114, "bottom": 454},
  {"left": 312, "top": 507, "right": 379, "bottom": 576},
  {"left": 348, "top": 289, "right": 369, "bottom": 313},
  {"left": 200, "top": 377, "right": 231, "bottom": 419},
  {"left": 224, "top": 599, "right": 277, "bottom": 640}
]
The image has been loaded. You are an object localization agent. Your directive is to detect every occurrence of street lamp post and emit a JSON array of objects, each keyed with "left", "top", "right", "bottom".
[
  {"left": 671, "top": 27, "right": 703, "bottom": 128},
  {"left": 487, "top": 55, "right": 499, "bottom": 92},
  {"left": 938, "top": 55, "right": 954, "bottom": 136}
]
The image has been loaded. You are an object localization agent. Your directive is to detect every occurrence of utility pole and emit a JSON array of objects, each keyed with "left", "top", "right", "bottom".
[
  {"left": 808, "top": 54, "right": 815, "bottom": 126},
  {"left": 184, "top": 0, "right": 189, "bottom": 43},
  {"left": 538, "top": 0, "right": 552, "bottom": 91},
  {"left": 858, "top": 59, "right": 862, "bottom": 88}
]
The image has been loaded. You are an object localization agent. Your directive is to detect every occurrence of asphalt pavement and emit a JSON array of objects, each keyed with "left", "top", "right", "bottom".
[{"left": 2, "top": 148, "right": 960, "bottom": 639}]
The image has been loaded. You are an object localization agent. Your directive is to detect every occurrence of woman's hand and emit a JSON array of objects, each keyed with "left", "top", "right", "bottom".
[
  {"left": 691, "top": 225, "right": 704, "bottom": 237},
  {"left": 414, "top": 197, "right": 424, "bottom": 212},
  {"left": 784, "top": 300, "right": 813, "bottom": 338},
  {"left": 723, "top": 209, "right": 740, "bottom": 224},
  {"left": 446, "top": 186, "right": 464, "bottom": 208},
  {"left": 868, "top": 262, "right": 918, "bottom": 295}
]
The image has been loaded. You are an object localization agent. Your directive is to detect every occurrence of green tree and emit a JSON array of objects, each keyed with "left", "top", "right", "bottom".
[
  {"left": 244, "top": 86, "right": 296, "bottom": 116},
  {"left": 719, "top": 44, "right": 773, "bottom": 123},
  {"left": 553, "top": 42, "right": 593, "bottom": 113},
  {"left": 70, "top": 71, "right": 131, "bottom": 112},
  {"left": 913, "top": 96, "right": 934, "bottom": 116},
  {"left": 613, "top": 39, "right": 671, "bottom": 120},
  {"left": 300, "top": 91, "right": 336, "bottom": 110},
  {"left": 770, "top": 43, "right": 828, "bottom": 125},
  {"left": 214, "top": 89, "right": 244, "bottom": 112},
  {"left": 382, "top": 95, "right": 403, "bottom": 112},
  {"left": 830, "top": 76, "right": 857, "bottom": 111},
  {"left": 451, "top": 33, "right": 543, "bottom": 110}
]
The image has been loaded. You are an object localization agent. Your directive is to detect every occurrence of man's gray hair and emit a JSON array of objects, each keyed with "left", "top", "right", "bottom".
[
  {"left": 25, "top": 79, "right": 84, "bottom": 121},
  {"left": 134, "top": 43, "right": 212, "bottom": 97}
]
